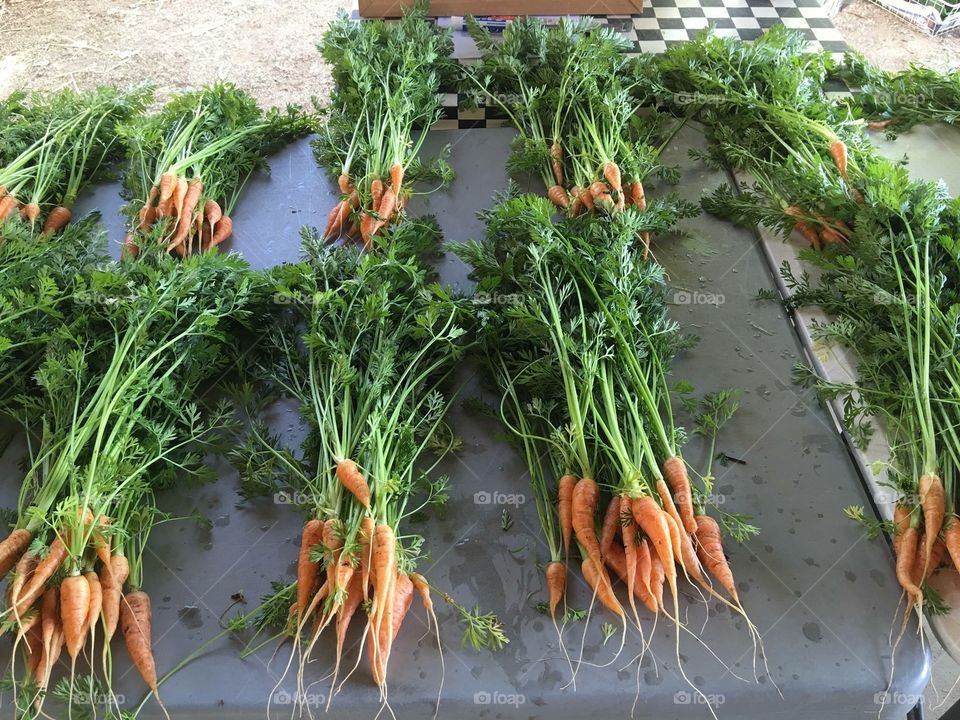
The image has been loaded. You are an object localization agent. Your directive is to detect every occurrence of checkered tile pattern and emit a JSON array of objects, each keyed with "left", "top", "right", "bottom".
[{"left": 427, "top": 2, "right": 848, "bottom": 128}]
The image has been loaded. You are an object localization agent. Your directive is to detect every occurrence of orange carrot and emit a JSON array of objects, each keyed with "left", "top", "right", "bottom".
[
  {"left": 572, "top": 477, "right": 603, "bottom": 573},
  {"left": 203, "top": 199, "right": 222, "bottom": 228},
  {"left": 358, "top": 515, "right": 375, "bottom": 600},
  {"left": 569, "top": 187, "right": 584, "bottom": 217},
  {"left": 336, "top": 459, "right": 371, "bottom": 508},
  {"left": 630, "top": 181, "right": 646, "bottom": 211},
  {"left": 620, "top": 497, "right": 641, "bottom": 617},
  {"left": 172, "top": 176, "right": 189, "bottom": 219},
  {"left": 25, "top": 619, "right": 43, "bottom": 678},
  {"left": 913, "top": 534, "right": 945, "bottom": 584},
  {"left": 820, "top": 227, "right": 846, "bottom": 246},
  {"left": 338, "top": 173, "right": 353, "bottom": 195},
  {"left": 589, "top": 181, "right": 608, "bottom": 200},
  {"left": 693, "top": 514, "right": 737, "bottom": 601},
  {"left": 158, "top": 172, "right": 176, "bottom": 209},
  {"left": 8, "top": 550, "right": 38, "bottom": 615},
  {"left": 122, "top": 233, "right": 140, "bottom": 259},
  {"left": 868, "top": 119, "right": 893, "bottom": 130},
  {"left": 662, "top": 457, "right": 697, "bottom": 534},
  {"left": 61, "top": 574, "right": 90, "bottom": 659},
  {"left": 390, "top": 163, "right": 404, "bottom": 195},
  {"left": 378, "top": 187, "right": 397, "bottom": 227},
  {"left": 323, "top": 519, "right": 345, "bottom": 594},
  {"left": 83, "top": 571, "right": 102, "bottom": 644},
  {"left": 16, "top": 535, "right": 68, "bottom": 616},
  {"left": 121, "top": 590, "right": 159, "bottom": 692},
  {"left": 896, "top": 526, "right": 922, "bottom": 607},
  {"left": 334, "top": 571, "right": 364, "bottom": 668},
  {"left": 920, "top": 473, "right": 945, "bottom": 574},
  {"left": 209, "top": 215, "right": 233, "bottom": 247},
  {"left": 547, "top": 184, "right": 569, "bottom": 209},
  {"left": 371, "top": 178, "right": 384, "bottom": 215},
  {"left": 602, "top": 161, "right": 622, "bottom": 193},
  {"left": 794, "top": 221, "right": 821, "bottom": 248},
  {"left": 580, "top": 188, "right": 594, "bottom": 212},
  {"left": 322, "top": 199, "right": 351, "bottom": 241},
  {"left": 599, "top": 495, "right": 621, "bottom": 557},
  {"left": 37, "top": 586, "right": 61, "bottom": 691},
  {"left": 42, "top": 206, "right": 71, "bottom": 235},
  {"left": 297, "top": 519, "right": 325, "bottom": 618},
  {"left": 605, "top": 542, "right": 657, "bottom": 614},
  {"left": 21, "top": 202, "right": 40, "bottom": 223},
  {"left": 830, "top": 139, "right": 848, "bottom": 180},
  {"left": 0, "top": 528, "right": 32, "bottom": 577},
  {"left": 558, "top": 474, "right": 576, "bottom": 558},
  {"left": 893, "top": 504, "right": 911, "bottom": 557},
  {"left": 545, "top": 561, "right": 566, "bottom": 619},
  {"left": 636, "top": 539, "right": 657, "bottom": 612},
  {"left": 0, "top": 196, "right": 18, "bottom": 220},
  {"left": 100, "top": 554, "right": 129, "bottom": 642},
  {"left": 648, "top": 553, "right": 665, "bottom": 609},
  {"left": 550, "top": 142, "right": 563, "bottom": 186},
  {"left": 138, "top": 203, "right": 156, "bottom": 232},
  {"left": 372, "top": 523, "right": 397, "bottom": 638},
  {"left": 582, "top": 557, "right": 624, "bottom": 617},
  {"left": 631, "top": 497, "right": 676, "bottom": 589}
]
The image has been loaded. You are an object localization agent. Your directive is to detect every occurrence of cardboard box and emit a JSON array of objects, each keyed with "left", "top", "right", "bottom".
[{"left": 359, "top": 1, "right": 643, "bottom": 18}]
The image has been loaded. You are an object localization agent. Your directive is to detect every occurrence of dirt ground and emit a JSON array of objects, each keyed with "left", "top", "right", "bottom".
[
  {"left": 1, "top": 0, "right": 958, "bottom": 108},
  {"left": 834, "top": 0, "right": 960, "bottom": 71},
  {"left": 0, "top": 0, "right": 350, "bottom": 109}
]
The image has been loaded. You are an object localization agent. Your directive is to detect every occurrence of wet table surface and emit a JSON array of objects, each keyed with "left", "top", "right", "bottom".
[{"left": 0, "top": 125, "right": 928, "bottom": 719}]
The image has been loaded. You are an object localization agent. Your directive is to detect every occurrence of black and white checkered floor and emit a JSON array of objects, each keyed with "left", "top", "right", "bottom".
[{"left": 377, "top": 2, "right": 849, "bottom": 129}]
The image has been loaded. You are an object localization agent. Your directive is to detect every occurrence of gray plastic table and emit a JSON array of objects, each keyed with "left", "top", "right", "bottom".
[{"left": 0, "top": 125, "right": 929, "bottom": 719}]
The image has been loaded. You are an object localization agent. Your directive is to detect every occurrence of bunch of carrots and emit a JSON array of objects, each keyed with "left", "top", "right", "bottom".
[
  {"left": 0, "top": 85, "right": 150, "bottom": 235},
  {"left": 458, "top": 192, "right": 765, "bottom": 714},
  {"left": 0, "top": 248, "right": 263, "bottom": 718},
  {"left": 313, "top": 2, "right": 457, "bottom": 249},
  {"left": 466, "top": 16, "right": 682, "bottom": 252},
  {"left": 230, "top": 222, "right": 505, "bottom": 713},
  {"left": 662, "top": 28, "right": 960, "bottom": 689},
  {"left": 119, "top": 83, "right": 311, "bottom": 258}
]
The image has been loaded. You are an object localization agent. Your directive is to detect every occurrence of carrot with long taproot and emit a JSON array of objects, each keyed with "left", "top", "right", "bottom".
[
  {"left": 558, "top": 474, "right": 576, "bottom": 559},
  {"left": 378, "top": 187, "right": 397, "bottom": 226},
  {"left": 893, "top": 505, "right": 911, "bottom": 557},
  {"left": 545, "top": 561, "right": 566, "bottom": 619},
  {"left": 693, "top": 514, "right": 737, "bottom": 601},
  {"left": 158, "top": 172, "right": 176, "bottom": 209},
  {"left": 171, "top": 176, "right": 189, "bottom": 219},
  {"left": 21, "top": 202, "right": 40, "bottom": 224},
  {"left": 359, "top": 515, "right": 375, "bottom": 600},
  {"left": 121, "top": 591, "right": 161, "bottom": 696},
  {"left": 896, "top": 526, "right": 922, "bottom": 608},
  {"left": 662, "top": 457, "right": 697, "bottom": 534},
  {"left": 296, "top": 519, "right": 325, "bottom": 618},
  {"left": 582, "top": 557, "right": 624, "bottom": 617},
  {"left": 913, "top": 535, "right": 945, "bottom": 584},
  {"left": 648, "top": 553, "right": 665, "bottom": 609},
  {"left": 9, "top": 551, "right": 38, "bottom": 618},
  {"left": 630, "top": 181, "right": 646, "bottom": 210},
  {"left": 371, "top": 523, "right": 397, "bottom": 640},
  {"left": 371, "top": 178, "right": 384, "bottom": 215},
  {"left": 605, "top": 543, "right": 656, "bottom": 613},
  {"left": 338, "top": 173, "right": 353, "bottom": 195},
  {"left": 0, "top": 528, "right": 32, "bottom": 577},
  {"left": 632, "top": 497, "right": 676, "bottom": 594}
]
